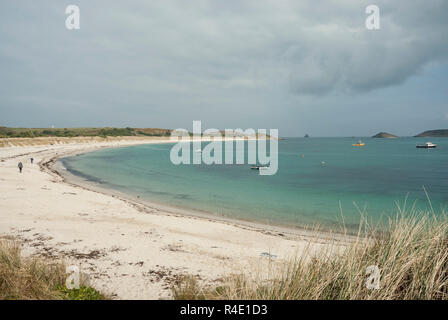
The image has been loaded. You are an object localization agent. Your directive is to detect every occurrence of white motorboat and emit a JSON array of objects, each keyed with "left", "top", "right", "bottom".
[{"left": 416, "top": 142, "right": 437, "bottom": 149}]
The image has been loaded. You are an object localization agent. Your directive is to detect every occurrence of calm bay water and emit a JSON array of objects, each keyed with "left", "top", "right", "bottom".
[{"left": 62, "top": 138, "right": 448, "bottom": 230}]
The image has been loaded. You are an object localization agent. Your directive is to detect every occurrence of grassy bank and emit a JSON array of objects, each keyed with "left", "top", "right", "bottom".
[
  {"left": 0, "top": 240, "right": 105, "bottom": 300},
  {"left": 0, "top": 127, "right": 272, "bottom": 140},
  {"left": 173, "top": 209, "right": 448, "bottom": 300},
  {"left": 0, "top": 127, "right": 172, "bottom": 138}
]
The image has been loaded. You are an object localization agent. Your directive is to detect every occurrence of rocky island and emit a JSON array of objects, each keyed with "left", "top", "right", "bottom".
[{"left": 372, "top": 132, "right": 398, "bottom": 138}]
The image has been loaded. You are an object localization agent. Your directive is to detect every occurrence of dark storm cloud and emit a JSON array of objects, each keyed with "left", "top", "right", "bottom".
[{"left": 285, "top": 0, "right": 448, "bottom": 94}]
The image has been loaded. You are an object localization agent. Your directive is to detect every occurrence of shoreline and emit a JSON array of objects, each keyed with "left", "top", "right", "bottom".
[
  {"left": 56, "top": 149, "right": 351, "bottom": 243},
  {"left": 0, "top": 137, "right": 348, "bottom": 299}
]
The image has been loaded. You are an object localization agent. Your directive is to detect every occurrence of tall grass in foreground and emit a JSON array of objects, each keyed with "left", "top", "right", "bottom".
[
  {"left": 173, "top": 209, "right": 448, "bottom": 300},
  {"left": 0, "top": 240, "right": 105, "bottom": 300}
]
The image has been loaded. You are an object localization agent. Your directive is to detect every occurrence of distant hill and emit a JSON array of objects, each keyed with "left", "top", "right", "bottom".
[
  {"left": 415, "top": 129, "right": 448, "bottom": 137},
  {"left": 372, "top": 132, "right": 398, "bottom": 138}
]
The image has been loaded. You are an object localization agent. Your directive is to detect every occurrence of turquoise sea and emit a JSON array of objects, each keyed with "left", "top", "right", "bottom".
[{"left": 61, "top": 138, "right": 448, "bottom": 231}]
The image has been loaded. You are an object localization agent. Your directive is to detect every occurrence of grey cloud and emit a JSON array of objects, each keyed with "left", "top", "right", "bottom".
[
  {"left": 285, "top": 0, "right": 448, "bottom": 94},
  {"left": 2, "top": 0, "right": 446, "bottom": 96},
  {"left": 0, "top": 0, "right": 447, "bottom": 135}
]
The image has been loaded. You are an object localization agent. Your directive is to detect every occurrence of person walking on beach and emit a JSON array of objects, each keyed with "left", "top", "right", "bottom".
[
  {"left": 30, "top": 157, "right": 33, "bottom": 164},
  {"left": 18, "top": 162, "right": 23, "bottom": 173}
]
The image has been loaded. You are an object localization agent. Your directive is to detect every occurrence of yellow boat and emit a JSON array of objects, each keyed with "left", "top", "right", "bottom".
[{"left": 352, "top": 140, "right": 365, "bottom": 147}]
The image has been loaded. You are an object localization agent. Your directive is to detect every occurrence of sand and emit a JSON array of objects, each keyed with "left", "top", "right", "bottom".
[{"left": 0, "top": 137, "right": 347, "bottom": 299}]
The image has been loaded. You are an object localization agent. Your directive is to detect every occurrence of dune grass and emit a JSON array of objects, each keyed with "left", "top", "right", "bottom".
[
  {"left": 173, "top": 208, "right": 448, "bottom": 300},
  {"left": 0, "top": 240, "right": 105, "bottom": 300}
]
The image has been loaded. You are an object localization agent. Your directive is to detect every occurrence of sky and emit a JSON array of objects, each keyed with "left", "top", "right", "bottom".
[{"left": 0, "top": 0, "right": 447, "bottom": 137}]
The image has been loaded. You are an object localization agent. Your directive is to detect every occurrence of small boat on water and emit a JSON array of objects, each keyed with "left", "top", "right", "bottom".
[
  {"left": 352, "top": 140, "right": 365, "bottom": 147},
  {"left": 416, "top": 142, "right": 437, "bottom": 149}
]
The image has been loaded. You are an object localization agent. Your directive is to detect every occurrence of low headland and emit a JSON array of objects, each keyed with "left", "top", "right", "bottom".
[
  {"left": 371, "top": 129, "right": 448, "bottom": 139},
  {"left": 414, "top": 129, "right": 448, "bottom": 137}
]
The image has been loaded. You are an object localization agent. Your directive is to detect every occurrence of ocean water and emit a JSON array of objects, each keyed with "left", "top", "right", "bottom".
[{"left": 61, "top": 138, "right": 448, "bottom": 231}]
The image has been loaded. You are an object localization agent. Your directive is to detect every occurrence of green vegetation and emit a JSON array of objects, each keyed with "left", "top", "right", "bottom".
[
  {"left": 173, "top": 209, "right": 448, "bottom": 300},
  {"left": 56, "top": 285, "right": 105, "bottom": 300},
  {"left": 0, "top": 127, "right": 271, "bottom": 139},
  {"left": 0, "top": 240, "right": 106, "bottom": 300},
  {"left": 0, "top": 127, "right": 172, "bottom": 138}
]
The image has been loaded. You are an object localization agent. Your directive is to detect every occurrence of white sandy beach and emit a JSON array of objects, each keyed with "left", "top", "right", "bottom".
[{"left": 0, "top": 137, "right": 346, "bottom": 299}]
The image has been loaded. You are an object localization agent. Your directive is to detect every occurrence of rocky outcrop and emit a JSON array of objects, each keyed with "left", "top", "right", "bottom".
[{"left": 372, "top": 132, "right": 398, "bottom": 138}]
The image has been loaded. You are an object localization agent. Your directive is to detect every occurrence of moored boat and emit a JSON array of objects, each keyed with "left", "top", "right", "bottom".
[
  {"left": 352, "top": 140, "right": 365, "bottom": 147},
  {"left": 416, "top": 142, "right": 437, "bottom": 149}
]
